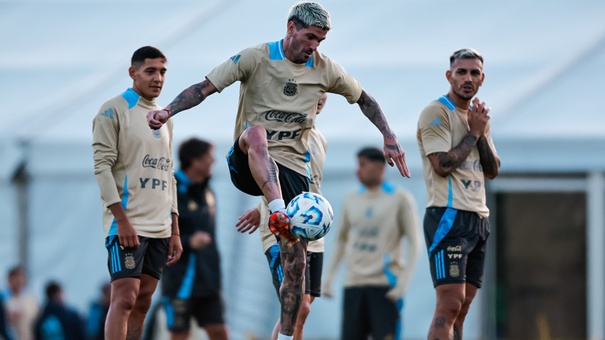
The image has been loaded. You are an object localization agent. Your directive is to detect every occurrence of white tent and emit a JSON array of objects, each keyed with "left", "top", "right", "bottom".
[{"left": 2, "top": 0, "right": 605, "bottom": 338}]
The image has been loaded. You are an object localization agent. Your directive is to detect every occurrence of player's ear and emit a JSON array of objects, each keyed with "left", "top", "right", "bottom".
[
  {"left": 128, "top": 66, "right": 136, "bottom": 80},
  {"left": 445, "top": 69, "right": 452, "bottom": 83},
  {"left": 287, "top": 21, "right": 296, "bottom": 36}
]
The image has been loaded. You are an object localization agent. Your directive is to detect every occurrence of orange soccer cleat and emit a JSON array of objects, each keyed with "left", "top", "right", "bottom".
[{"left": 268, "top": 210, "right": 298, "bottom": 244}]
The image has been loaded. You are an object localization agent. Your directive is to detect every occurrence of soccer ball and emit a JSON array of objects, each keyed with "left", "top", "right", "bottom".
[{"left": 286, "top": 192, "right": 334, "bottom": 241}]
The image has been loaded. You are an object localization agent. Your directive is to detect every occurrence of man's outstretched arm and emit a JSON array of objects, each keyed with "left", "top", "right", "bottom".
[
  {"left": 357, "top": 90, "right": 411, "bottom": 177},
  {"left": 147, "top": 78, "right": 218, "bottom": 129}
]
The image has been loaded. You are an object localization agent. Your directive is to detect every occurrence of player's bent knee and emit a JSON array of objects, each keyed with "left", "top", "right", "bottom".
[{"left": 241, "top": 126, "right": 268, "bottom": 146}]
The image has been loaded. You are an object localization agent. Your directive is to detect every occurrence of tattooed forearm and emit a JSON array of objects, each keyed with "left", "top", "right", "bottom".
[
  {"left": 477, "top": 137, "right": 500, "bottom": 179},
  {"left": 168, "top": 80, "right": 215, "bottom": 116},
  {"left": 357, "top": 91, "right": 394, "bottom": 138},
  {"left": 430, "top": 133, "right": 478, "bottom": 177},
  {"left": 261, "top": 159, "right": 279, "bottom": 191}
]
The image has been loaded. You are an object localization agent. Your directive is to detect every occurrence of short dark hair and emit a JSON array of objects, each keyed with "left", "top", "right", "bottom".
[
  {"left": 131, "top": 46, "right": 166, "bottom": 67},
  {"left": 357, "top": 146, "right": 385, "bottom": 163},
  {"left": 450, "top": 48, "right": 483, "bottom": 67},
  {"left": 8, "top": 265, "right": 25, "bottom": 278},
  {"left": 178, "top": 137, "right": 213, "bottom": 170},
  {"left": 45, "top": 281, "right": 62, "bottom": 301}
]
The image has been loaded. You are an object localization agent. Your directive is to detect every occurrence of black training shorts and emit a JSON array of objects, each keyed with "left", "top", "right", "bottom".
[
  {"left": 264, "top": 244, "right": 323, "bottom": 297},
  {"left": 162, "top": 294, "right": 225, "bottom": 332},
  {"left": 105, "top": 235, "right": 169, "bottom": 282},
  {"left": 342, "top": 286, "right": 403, "bottom": 340},
  {"left": 424, "top": 207, "right": 490, "bottom": 288},
  {"left": 226, "top": 138, "right": 309, "bottom": 203}
]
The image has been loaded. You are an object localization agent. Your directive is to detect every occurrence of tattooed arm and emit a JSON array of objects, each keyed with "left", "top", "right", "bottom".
[
  {"left": 477, "top": 136, "right": 500, "bottom": 179},
  {"left": 147, "top": 79, "right": 218, "bottom": 129},
  {"left": 428, "top": 133, "right": 479, "bottom": 177},
  {"left": 357, "top": 90, "right": 411, "bottom": 177}
]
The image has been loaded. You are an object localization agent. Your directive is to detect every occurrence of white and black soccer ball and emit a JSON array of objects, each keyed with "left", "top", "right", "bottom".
[{"left": 286, "top": 192, "right": 334, "bottom": 241}]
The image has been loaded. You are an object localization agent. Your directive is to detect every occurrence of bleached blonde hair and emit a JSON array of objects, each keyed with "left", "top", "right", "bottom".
[{"left": 287, "top": 2, "right": 331, "bottom": 31}]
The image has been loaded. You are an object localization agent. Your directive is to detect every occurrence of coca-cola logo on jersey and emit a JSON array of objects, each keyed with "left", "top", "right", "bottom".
[
  {"left": 264, "top": 110, "right": 307, "bottom": 124},
  {"left": 142, "top": 154, "right": 171, "bottom": 172}
]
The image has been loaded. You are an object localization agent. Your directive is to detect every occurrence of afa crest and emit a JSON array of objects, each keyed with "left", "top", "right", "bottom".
[
  {"left": 449, "top": 263, "right": 460, "bottom": 277},
  {"left": 124, "top": 253, "right": 136, "bottom": 270},
  {"left": 283, "top": 79, "right": 297, "bottom": 96}
]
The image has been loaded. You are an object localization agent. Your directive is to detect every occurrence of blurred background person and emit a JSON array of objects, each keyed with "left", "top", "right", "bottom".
[
  {"left": 0, "top": 292, "right": 13, "bottom": 340},
  {"left": 161, "top": 137, "right": 228, "bottom": 340},
  {"left": 323, "top": 146, "right": 421, "bottom": 340},
  {"left": 34, "top": 280, "right": 85, "bottom": 340},
  {"left": 85, "top": 282, "right": 110, "bottom": 340},
  {"left": 3, "top": 265, "right": 39, "bottom": 340}
]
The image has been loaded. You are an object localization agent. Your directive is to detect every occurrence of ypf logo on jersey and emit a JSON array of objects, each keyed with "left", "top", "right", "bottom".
[{"left": 283, "top": 78, "right": 298, "bottom": 96}]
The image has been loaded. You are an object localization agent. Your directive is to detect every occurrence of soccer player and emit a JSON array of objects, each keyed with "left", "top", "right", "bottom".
[
  {"left": 92, "top": 46, "right": 183, "bottom": 339},
  {"left": 416, "top": 48, "right": 500, "bottom": 340},
  {"left": 146, "top": 3, "right": 410, "bottom": 338},
  {"left": 322, "top": 146, "right": 421, "bottom": 340},
  {"left": 161, "top": 138, "right": 229, "bottom": 340},
  {"left": 236, "top": 93, "right": 329, "bottom": 340}
]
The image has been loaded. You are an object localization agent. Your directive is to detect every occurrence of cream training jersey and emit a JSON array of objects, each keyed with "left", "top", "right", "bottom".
[
  {"left": 207, "top": 40, "right": 362, "bottom": 177},
  {"left": 417, "top": 95, "right": 498, "bottom": 217},
  {"left": 325, "top": 183, "right": 419, "bottom": 292},
  {"left": 93, "top": 88, "right": 177, "bottom": 238},
  {"left": 258, "top": 126, "right": 328, "bottom": 253}
]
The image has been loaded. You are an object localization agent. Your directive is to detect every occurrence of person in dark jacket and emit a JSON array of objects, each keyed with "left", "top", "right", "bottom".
[
  {"left": 34, "top": 281, "right": 85, "bottom": 340},
  {"left": 161, "top": 137, "right": 228, "bottom": 340},
  {"left": 0, "top": 293, "right": 13, "bottom": 340},
  {"left": 85, "top": 282, "right": 110, "bottom": 340}
]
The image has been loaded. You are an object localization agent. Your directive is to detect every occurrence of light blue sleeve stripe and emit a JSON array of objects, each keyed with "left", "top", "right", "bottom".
[{"left": 108, "top": 175, "right": 129, "bottom": 236}]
